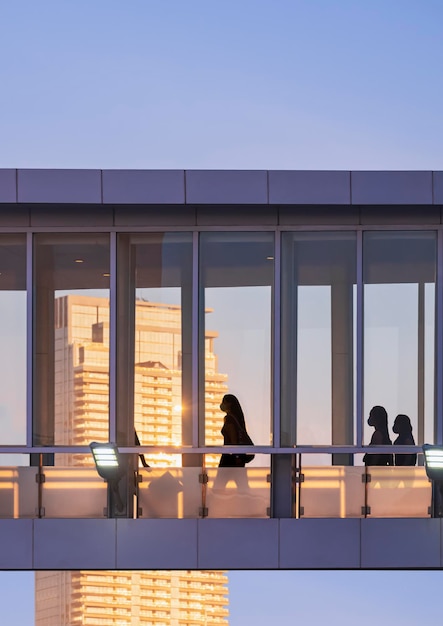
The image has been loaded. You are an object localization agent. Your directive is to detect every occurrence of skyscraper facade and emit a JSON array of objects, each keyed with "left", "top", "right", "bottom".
[{"left": 36, "top": 294, "right": 229, "bottom": 625}]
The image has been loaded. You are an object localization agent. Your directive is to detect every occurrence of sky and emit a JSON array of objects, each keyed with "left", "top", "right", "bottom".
[{"left": 2, "top": 0, "right": 443, "bottom": 624}]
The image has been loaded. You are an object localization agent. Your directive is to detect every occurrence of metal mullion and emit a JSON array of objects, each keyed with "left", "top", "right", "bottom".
[
  {"left": 109, "top": 232, "right": 117, "bottom": 443},
  {"left": 26, "top": 232, "right": 33, "bottom": 447},
  {"left": 356, "top": 230, "right": 364, "bottom": 447},
  {"left": 192, "top": 231, "right": 199, "bottom": 447},
  {"left": 436, "top": 229, "right": 443, "bottom": 444},
  {"left": 273, "top": 230, "right": 281, "bottom": 447}
]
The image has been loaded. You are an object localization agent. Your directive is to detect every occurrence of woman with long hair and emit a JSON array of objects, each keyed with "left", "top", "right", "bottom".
[
  {"left": 363, "top": 405, "right": 393, "bottom": 466},
  {"left": 219, "top": 394, "right": 247, "bottom": 467},
  {"left": 392, "top": 414, "right": 416, "bottom": 466}
]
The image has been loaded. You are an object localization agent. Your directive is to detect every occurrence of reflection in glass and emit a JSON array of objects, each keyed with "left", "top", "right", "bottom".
[
  {"left": 200, "top": 232, "right": 274, "bottom": 448},
  {"left": 281, "top": 232, "right": 356, "bottom": 448},
  {"left": 363, "top": 231, "right": 436, "bottom": 446},
  {"left": 33, "top": 234, "right": 110, "bottom": 456},
  {"left": 0, "top": 236, "right": 26, "bottom": 446},
  {"left": 121, "top": 233, "right": 193, "bottom": 465}
]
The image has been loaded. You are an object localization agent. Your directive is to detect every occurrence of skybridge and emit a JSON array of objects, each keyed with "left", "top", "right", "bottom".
[{"left": 0, "top": 168, "right": 443, "bottom": 569}]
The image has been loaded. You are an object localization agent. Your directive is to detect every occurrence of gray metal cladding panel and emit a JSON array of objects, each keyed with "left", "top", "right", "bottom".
[
  {"left": 116, "top": 519, "right": 198, "bottom": 569},
  {"left": 0, "top": 170, "right": 16, "bottom": 203},
  {"left": 361, "top": 518, "right": 441, "bottom": 569},
  {"left": 351, "top": 171, "right": 433, "bottom": 205},
  {"left": 18, "top": 169, "right": 102, "bottom": 204},
  {"left": 279, "top": 518, "right": 360, "bottom": 568},
  {"left": 433, "top": 171, "right": 443, "bottom": 205},
  {"left": 186, "top": 170, "right": 268, "bottom": 204},
  {"left": 197, "top": 519, "right": 279, "bottom": 569},
  {"left": 0, "top": 520, "right": 33, "bottom": 569},
  {"left": 269, "top": 170, "right": 351, "bottom": 205},
  {"left": 33, "top": 519, "right": 116, "bottom": 569},
  {"left": 103, "top": 170, "right": 185, "bottom": 204}
]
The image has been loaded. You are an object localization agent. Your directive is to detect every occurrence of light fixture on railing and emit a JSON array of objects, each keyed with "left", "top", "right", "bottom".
[
  {"left": 422, "top": 444, "right": 443, "bottom": 518},
  {"left": 422, "top": 444, "right": 443, "bottom": 481},
  {"left": 90, "top": 442, "right": 123, "bottom": 481}
]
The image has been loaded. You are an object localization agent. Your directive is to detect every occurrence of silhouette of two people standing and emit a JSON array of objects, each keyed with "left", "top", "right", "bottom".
[{"left": 364, "top": 405, "right": 416, "bottom": 467}]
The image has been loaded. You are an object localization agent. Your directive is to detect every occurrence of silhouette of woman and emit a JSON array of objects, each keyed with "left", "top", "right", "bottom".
[
  {"left": 392, "top": 414, "right": 417, "bottom": 466},
  {"left": 363, "top": 405, "right": 393, "bottom": 466},
  {"left": 219, "top": 394, "right": 247, "bottom": 468}
]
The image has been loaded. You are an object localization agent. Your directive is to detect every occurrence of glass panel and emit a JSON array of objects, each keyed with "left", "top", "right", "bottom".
[
  {"left": 118, "top": 233, "right": 193, "bottom": 462},
  {"left": 0, "top": 466, "right": 38, "bottom": 519},
  {"left": 138, "top": 466, "right": 202, "bottom": 518},
  {"left": 281, "top": 232, "right": 356, "bottom": 447},
  {"left": 300, "top": 460, "right": 365, "bottom": 518},
  {"left": 366, "top": 466, "right": 431, "bottom": 518},
  {"left": 33, "top": 234, "right": 110, "bottom": 459},
  {"left": 200, "top": 232, "right": 273, "bottom": 453},
  {"left": 42, "top": 467, "right": 107, "bottom": 518},
  {"left": 0, "top": 235, "right": 26, "bottom": 447},
  {"left": 363, "top": 232, "right": 436, "bottom": 448},
  {"left": 206, "top": 467, "right": 270, "bottom": 518}
]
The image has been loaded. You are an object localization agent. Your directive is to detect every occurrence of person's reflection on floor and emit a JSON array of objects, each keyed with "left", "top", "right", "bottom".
[
  {"left": 393, "top": 414, "right": 417, "bottom": 466},
  {"left": 363, "top": 405, "right": 393, "bottom": 466}
]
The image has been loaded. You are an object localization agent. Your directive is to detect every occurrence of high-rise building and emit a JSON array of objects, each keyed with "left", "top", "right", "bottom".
[
  {"left": 35, "top": 294, "right": 229, "bottom": 625},
  {"left": 36, "top": 571, "right": 229, "bottom": 625}
]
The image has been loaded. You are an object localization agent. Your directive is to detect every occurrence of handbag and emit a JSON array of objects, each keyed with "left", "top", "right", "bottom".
[{"left": 232, "top": 416, "right": 255, "bottom": 464}]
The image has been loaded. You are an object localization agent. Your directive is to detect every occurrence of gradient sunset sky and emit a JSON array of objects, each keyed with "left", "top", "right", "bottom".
[{"left": 1, "top": 1, "right": 443, "bottom": 624}]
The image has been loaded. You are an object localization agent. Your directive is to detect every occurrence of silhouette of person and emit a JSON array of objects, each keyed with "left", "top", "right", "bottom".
[
  {"left": 392, "top": 414, "right": 417, "bottom": 466},
  {"left": 363, "top": 405, "right": 393, "bottom": 466},
  {"left": 218, "top": 394, "right": 248, "bottom": 468}
]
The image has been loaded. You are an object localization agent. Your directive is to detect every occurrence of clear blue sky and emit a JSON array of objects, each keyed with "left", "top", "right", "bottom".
[{"left": 2, "top": 1, "right": 443, "bottom": 624}]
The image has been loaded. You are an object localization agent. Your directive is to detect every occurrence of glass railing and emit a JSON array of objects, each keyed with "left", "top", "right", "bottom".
[
  {"left": 0, "top": 449, "right": 432, "bottom": 520},
  {"left": 299, "top": 464, "right": 430, "bottom": 519}
]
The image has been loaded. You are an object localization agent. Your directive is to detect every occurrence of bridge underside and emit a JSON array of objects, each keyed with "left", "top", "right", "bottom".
[{"left": 1, "top": 518, "right": 442, "bottom": 570}]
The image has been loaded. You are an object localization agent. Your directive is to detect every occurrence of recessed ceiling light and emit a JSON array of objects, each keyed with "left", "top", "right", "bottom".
[
  {"left": 74, "top": 259, "right": 84, "bottom": 263},
  {"left": 103, "top": 273, "right": 110, "bottom": 277},
  {"left": 266, "top": 256, "right": 274, "bottom": 260}
]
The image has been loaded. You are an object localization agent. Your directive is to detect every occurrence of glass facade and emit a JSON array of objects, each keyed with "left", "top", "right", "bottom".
[
  {"left": 281, "top": 232, "right": 356, "bottom": 448},
  {"left": 363, "top": 231, "right": 436, "bottom": 446},
  {"left": 200, "top": 232, "right": 274, "bottom": 446},
  {"left": 0, "top": 235, "right": 26, "bottom": 446},
  {"left": 33, "top": 234, "right": 110, "bottom": 450},
  {"left": 0, "top": 219, "right": 441, "bottom": 519}
]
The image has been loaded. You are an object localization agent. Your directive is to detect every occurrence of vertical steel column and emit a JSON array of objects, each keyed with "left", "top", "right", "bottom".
[
  {"left": 331, "top": 269, "right": 354, "bottom": 465},
  {"left": 182, "top": 231, "right": 202, "bottom": 467},
  {"left": 356, "top": 230, "right": 364, "bottom": 448},
  {"left": 192, "top": 231, "right": 200, "bottom": 449},
  {"left": 436, "top": 230, "right": 443, "bottom": 444},
  {"left": 273, "top": 230, "right": 281, "bottom": 447},
  {"left": 417, "top": 281, "right": 425, "bottom": 445},
  {"left": 270, "top": 230, "right": 294, "bottom": 518},
  {"left": 109, "top": 232, "right": 117, "bottom": 443},
  {"left": 26, "top": 232, "right": 33, "bottom": 448}
]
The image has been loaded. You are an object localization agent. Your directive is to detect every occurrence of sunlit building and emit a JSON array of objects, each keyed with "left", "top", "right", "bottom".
[
  {"left": 36, "top": 570, "right": 228, "bottom": 626},
  {"left": 35, "top": 294, "right": 229, "bottom": 625}
]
